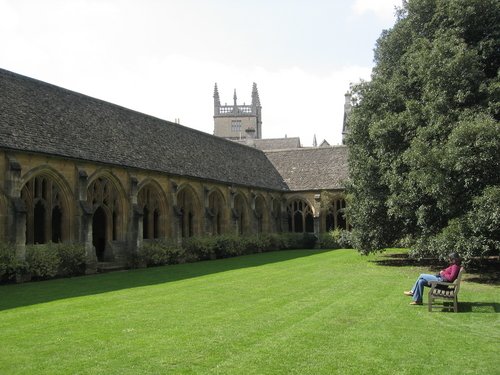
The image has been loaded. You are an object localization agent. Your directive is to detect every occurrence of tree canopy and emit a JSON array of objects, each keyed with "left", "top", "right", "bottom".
[{"left": 346, "top": 0, "right": 500, "bottom": 262}]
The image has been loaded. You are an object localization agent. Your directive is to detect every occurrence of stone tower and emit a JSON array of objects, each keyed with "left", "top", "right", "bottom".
[
  {"left": 213, "top": 83, "right": 262, "bottom": 140},
  {"left": 341, "top": 92, "right": 352, "bottom": 145}
]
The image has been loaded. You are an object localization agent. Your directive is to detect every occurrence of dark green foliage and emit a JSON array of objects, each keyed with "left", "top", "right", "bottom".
[
  {"left": 319, "top": 229, "right": 353, "bottom": 250},
  {"left": 26, "top": 244, "right": 60, "bottom": 279},
  {"left": 136, "top": 239, "right": 186, "bottom": 266},
  {"left": 347, "top": 0, "right": 500, "bottom": 258},
  {"left": 132, "top": 233, "right": 317, "bottom": 269},
  {"left": 182, "top": 236, "right": 216, "bottom": 261},
  {"left": 0, "top": 243, "right": 26, "bottom": 282},
  {"left": 56, "top": 243, "right": 86, "bottom": 276},
  {"left": 1, "top": 243, "right": 87, "bottom": 282},
  {"left": 412, "top": 186, "right": 500, "bottom": 264}
]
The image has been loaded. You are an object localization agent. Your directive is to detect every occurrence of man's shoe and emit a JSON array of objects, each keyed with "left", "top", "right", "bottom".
[
  {"left": 410, "top": 301, "right": 423, "bottom": 305},
  {"left": 404, "top": 291, "right": 413, "bottom": 296}
]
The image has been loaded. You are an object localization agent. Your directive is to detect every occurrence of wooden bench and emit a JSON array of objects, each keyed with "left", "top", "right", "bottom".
[{"left": 428, "top": 267, "right": 465, "bottom": 312}]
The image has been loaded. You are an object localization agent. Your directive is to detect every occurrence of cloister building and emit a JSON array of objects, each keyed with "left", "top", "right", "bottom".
[{"left": 0, "top": 68, "right": 348, "bottom": 270}]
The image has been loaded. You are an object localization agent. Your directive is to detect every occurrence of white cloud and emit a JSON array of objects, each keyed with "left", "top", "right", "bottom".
[{"left": 352, "top": 0, "right": 401, "bottom": 22}]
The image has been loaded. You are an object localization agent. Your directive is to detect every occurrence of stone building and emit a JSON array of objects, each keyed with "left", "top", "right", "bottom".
[
  {"left": 0, "top": 68, "right": 348, "bottom": 270},
  {"left": 213, "top": 83, "right": 262, "bottom": 140}
]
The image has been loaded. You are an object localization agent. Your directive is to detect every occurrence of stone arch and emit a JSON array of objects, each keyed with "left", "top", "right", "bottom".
[
  {"left": 325, "top": 196, "right": 347, "bottom": 231},
  {"left": 286, "top": 197, "right": 314, "bottom": 233},
  {"left": 177, "top": 184, "right": 202, "bottom": 238},
  {"left": 20, "top": 167, "right": 74, "bottom": 244},
  {"left": 207, "top": 188, "right": 226, "bottom": 235},
  {"left": 253, "top": 194, "right": 269, "bottom": 234},
  {"left": 233, "top": 192, "right": 250, "bottom": 235},
  {"left": 87, "top": 171, "right": 126, "bottom": 260},
  {"left": 137, "top": 179, "right": 169, "bottom": 239}
]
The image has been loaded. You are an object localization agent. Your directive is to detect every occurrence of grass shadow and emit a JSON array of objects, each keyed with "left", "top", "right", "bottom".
[
  {"left": 0, "top": 249, "right": 328, "bottom": 312},
  {"left": 459, "top": 302, "right": 500, "bottom": 314},
  {"left": 429, "top": 301, "right": 499, "bottom": 313}
]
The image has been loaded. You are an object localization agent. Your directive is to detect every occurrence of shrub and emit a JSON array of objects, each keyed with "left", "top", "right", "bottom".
[
  {"left": 183, "top": 237, "right": 216, "bottom": 261},
  {"left": 337, "top": 230, "right": 353, "bottom": 249},
  {"left": 262, "top": 233, "right": 285, "bottom": 251},
  {"left": 0, "top": 242, "right": 26, "bottom": 282},
  {"left": 275, "top": 233, "right": 302, "bottom": 250},
  {"left": 301, "top": 233, "right": 318, "bottom": 249},
  {"left": 319, "top": 230, "right": 341, "bottom": 249},
  {"left": 26, "top": 243, "right": 60, "bottom": 279},
  {"left": 319, "top": 229, "right": 353, "bottom": 250},
  {"left": 56, "top": 243, "right": 86, "bottom": 276},
  {"left": 137, "top": 240, "right": 184, "bottom": 267},
  {"left": 212, "top": 235, "right": 242, "bottom": 258}
]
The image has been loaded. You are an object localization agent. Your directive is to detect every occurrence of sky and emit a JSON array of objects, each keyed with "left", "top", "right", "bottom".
[{"left": 0, "top": 0, "right": 401, "bottom": 146}]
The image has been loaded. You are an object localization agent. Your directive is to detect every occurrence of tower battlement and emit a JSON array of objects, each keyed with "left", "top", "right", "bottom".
[{"left": 213, "top": 83, "right": 262, "bottom": 139}]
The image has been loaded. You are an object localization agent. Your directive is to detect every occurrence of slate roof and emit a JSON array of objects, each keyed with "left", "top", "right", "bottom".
[
  {"left": 0, "top": 68, "right": 288, "bottom": 191},
  {"left": 233, "top": 137, "right": 301, "bottom": 151},
  {"left": 252, "top": 137, "right": 301, "bottom": 151},
  {"left": 264, "top": 146, "right": 348, "bottom": 191}
]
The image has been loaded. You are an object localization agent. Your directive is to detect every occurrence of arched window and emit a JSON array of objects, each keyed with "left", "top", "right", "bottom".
[
  {"left": 138, "top": 184, "right": 165, "bottom": 240},
  {"left": 21, "top": 175, "right": 67, "bottom": 244},
  {"left": 287, "top": 199, "right": 314, "bottom": 233},
  {"left": 177, "top": 186, "right": 198, "bottom": 238},
  {"left": 325, "top": 198, "right": 347, "bottom": 231}
]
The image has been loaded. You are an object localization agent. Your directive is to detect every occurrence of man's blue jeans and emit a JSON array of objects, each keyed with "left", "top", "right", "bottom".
[{"left": 411, "top": 274, "right": 442, "bottom": 302}]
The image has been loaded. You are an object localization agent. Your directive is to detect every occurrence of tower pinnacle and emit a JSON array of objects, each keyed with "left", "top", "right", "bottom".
[{"left": 213, "top": 83, "right": 221, "bottom": 107}]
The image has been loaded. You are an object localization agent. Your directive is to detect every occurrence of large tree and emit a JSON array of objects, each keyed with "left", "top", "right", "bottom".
[{"left": 346, "top": 0, "right": 500, "bottom": 261}]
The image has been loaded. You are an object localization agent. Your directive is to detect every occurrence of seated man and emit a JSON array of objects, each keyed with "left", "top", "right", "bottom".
[{"left": 404, "top": 252, "right": 461, "bottom": 305}]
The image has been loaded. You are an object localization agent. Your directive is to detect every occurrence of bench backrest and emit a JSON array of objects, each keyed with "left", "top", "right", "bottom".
[{"left": 453, "top": 267, "right": 465, "bottom": 295}]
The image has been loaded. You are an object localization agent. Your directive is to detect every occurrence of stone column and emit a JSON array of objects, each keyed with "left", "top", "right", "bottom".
[
  {"left": 203, "top": 186, "right": 212, "bottom": 236},
  {"left": 5, "top": 157, "right": 26, "bottom": 260},
  {"left": 313, "top": 193, "right": 322, "bottom": 242},
  {"left": 77, "top": 168, "right": 97, "bottom": 273},
  {"left": 127, "top": 177, "right": 143, "bottom": 257},
  {"left": 171, "top": 181, "right": 182, "bottom": 244},
  {"left": 280, "top": 198, "right": 289, "bottom": 232}
]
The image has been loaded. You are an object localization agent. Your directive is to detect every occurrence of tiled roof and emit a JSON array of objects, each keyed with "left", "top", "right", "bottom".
[
  {"left": 252, "top": 137, "right": 301, "bottom": 150},
  {"left": 233, "top": 137, "right": 301, "bottom": 151},
  {"left": 264, "top": 146, "right": 348, "bottom": 191},
  {"left": 0, "top": 68, "right": 288, "bottom": 191}
]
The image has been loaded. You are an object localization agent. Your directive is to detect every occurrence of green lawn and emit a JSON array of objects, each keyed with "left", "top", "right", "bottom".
[{"left": 0, "top": 249, "right": 498, "bottom": 374}]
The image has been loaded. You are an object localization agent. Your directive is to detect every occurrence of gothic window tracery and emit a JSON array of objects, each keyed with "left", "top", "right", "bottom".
[
  {"left": 21, "top": 175, "right": 66, "bottom": 244},
  {"left": 287, "top": 199, "right": 314, "bottom": 233},
  {"left": 177, "top": 187, "right": 198, "bottom": 238},
  {"left": 325, "top": 198, "right": 347, "bottom": 231},
  {"left": 138, "top": 184, "right": 164, "bottom": 239}
]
